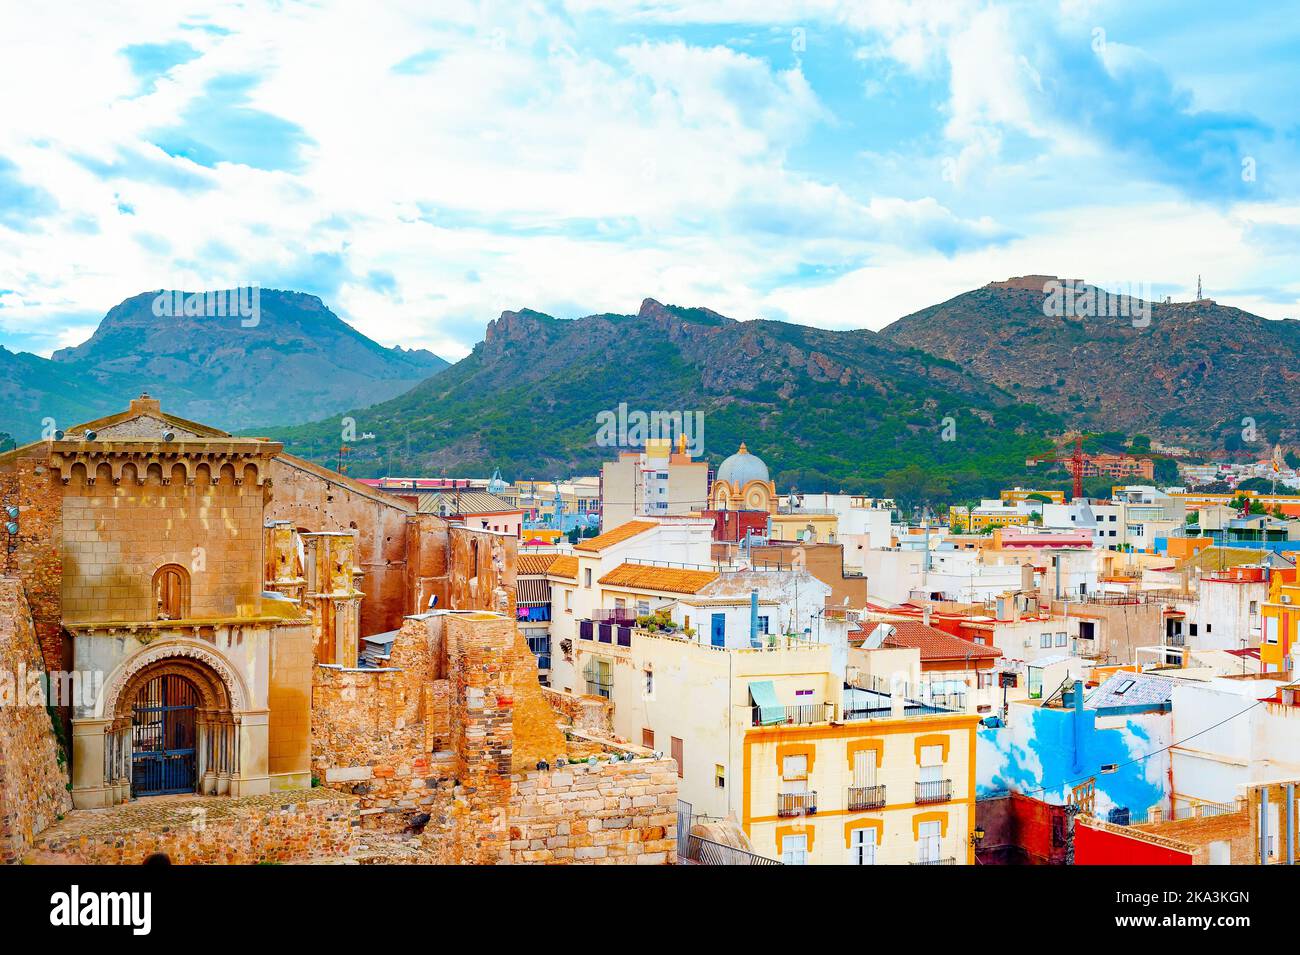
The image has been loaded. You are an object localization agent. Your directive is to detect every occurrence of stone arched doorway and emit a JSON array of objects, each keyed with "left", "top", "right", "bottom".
[
  {"left": 130, "top": 672, "right": 199, "bottom": 795},
  {"left": 107, "top": 650, "right": 243, "bottom": 800}
]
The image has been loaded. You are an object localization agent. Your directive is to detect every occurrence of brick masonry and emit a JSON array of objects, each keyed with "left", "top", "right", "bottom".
[
  {"left": 509, "top": 758, "right": 679, "bottom": 864},
  {"left": 27, "top": 790, "right": 357, "bottom": 865},
  {"left": 312, "top": 610, "right": 677, "bottom": 864},
  {"left": 0, "top": 579, "right": 73, "bottom": 863}
]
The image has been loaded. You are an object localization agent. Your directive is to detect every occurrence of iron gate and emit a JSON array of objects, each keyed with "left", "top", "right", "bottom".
[{"left": 131, "top": 674, "right": 198, "bottom": 797}]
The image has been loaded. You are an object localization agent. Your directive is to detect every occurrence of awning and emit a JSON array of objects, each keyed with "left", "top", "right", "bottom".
[{"left": 749, "top": 680, "right": 786, "bottom": 726}]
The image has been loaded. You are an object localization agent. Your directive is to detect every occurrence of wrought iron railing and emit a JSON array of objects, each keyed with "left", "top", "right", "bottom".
[
  {"left": 910, "top": 856, "right": 957, "bottom": 865},
  {"left": 751, "top": 702, "right": 835, "bottom": 727},
  {"left": 777, "top": 791, "right": 818, "bottom": 817},
  {"left": 593, "top": 608, "right": 637, "bottom": 625},
  {"left": 915, "top": 779, "right": 953, "bottom": 805},
  {"left": 684, "top": 834, "right": 783, "bottom": 865},
  {"left": 847, "top": 784, "right": 886, "bottom": 811}
]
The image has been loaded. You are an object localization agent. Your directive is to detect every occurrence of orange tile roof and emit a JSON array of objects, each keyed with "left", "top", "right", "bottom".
[
  {"left": 574, "top": 520, "right": 658, "bottom": 553},
  {"left": 547, "top": 556, "right": 578, "bottom": 580},
  {"left": 881, "top": 620, "right": 1000, "bottom": 662},
  {"left": 517, "top": 553, "right": 562, "bottom": 575},
  {"left": 597, "top": 562, "right": 718, "bottom": 595}
]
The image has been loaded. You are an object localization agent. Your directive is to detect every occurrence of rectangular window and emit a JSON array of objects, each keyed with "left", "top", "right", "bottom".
[
  {"left": 782, "top": 754, "right": 809, "bottom": 781},
  {"left": 1055, "top": 631, "right": 1067, "bottom": 647},
  {"left": 671, "top": 737, "right": 683, "bottom": 779},
  {"left": 1040, "top": 632, "right": 1052, "bottom": 648},
  {"left": 850, "top": 827, "right": 876, "bottom": 866},
  {"left": 584, "top": 568, "right": 592, "bottom": 587},
  {"left": 642, "top": 728, "right": 654, "bottom": 750},
  {"left": 715, "top": 764, "right": 725, "bottom": 789},
  {"left": 643, "top": 668, "right": 654, "bottom": 699},
  {"left": 852, "top": 749, "right": 878, "bottom": 788},
  {"left": 781, "top": 834, "right": 808, "bottom": 866},
  {"left": 917, "top": 820, "right": 942, "bottom": 863},
  {"left": 636, "top": 599, "right": 649, "bottom": 616},
  {"left": 919, "top": 744, "right": 944, "bottom": 784},
  {"left": 757, "top": 615, "right": 770, "bottom": 634}
]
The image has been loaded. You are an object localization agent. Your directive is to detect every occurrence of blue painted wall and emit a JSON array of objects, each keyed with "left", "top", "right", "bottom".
[{"left": 977, "top": 703, "right": 1171, "bottom": 822}]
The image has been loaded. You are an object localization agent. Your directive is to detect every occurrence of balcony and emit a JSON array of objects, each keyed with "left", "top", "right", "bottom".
[
  {"left": 592, "top": 608, "right": 637, "bottom": 625},
  {"left": 915, "top": 779, "right": 953, "bottom": 805},
  {"left": 751, "top": 702, "right": 835, "bottom": 727},
  {"left": 847, "top": 784, "right": 886, "bottom": 811},
  {"left": 579, "top": 619, "right": 633, "bottom": 648},
  {"left": 910, "top": 857, "right": 957, "bottom": 865},
  {"left": 777, "top": 791, "right": 818, "bottom": 817}
]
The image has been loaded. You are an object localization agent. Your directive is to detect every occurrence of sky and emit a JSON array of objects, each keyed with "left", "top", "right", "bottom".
[{"left": 1, "top": 0, "right": 1299, "bottom": 361}]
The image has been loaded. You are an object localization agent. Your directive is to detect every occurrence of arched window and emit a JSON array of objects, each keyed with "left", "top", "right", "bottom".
[{"left": 152, "top": 564, "right": 191, "bottom": 620}]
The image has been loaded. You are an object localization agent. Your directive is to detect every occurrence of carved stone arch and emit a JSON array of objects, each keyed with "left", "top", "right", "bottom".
[
  {"left": 92, "top": 461, "right": 113, "bottom": 486},
  {"left": 120, "top": 461, "right": 140, "bottom": 486},
  {"left": 168, "top": 461, "right": 187, "bottom": 486},
  {"left": 146, "top": 461, "right": 165, "bottom": 485},
  {"left": 219, "top": 462, "right": 237, "bottom": 486},
  {"left": 241, "top": 462, "right": 259, "bottom": 487},
  {"left": 97, "top": 639, "right": 249, "bottom": 720},
  {"left": 68, "top": 461, "right": 89, "bottom": 487},
  {"left": 193, "top": 461, "right": 213, "bottom": 487}
]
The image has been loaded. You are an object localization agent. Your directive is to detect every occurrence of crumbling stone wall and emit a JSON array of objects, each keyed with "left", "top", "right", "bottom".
[
  {"left": 0, "top": 579, "right": 73, "bottom": 863},
  {"left": 28, "top": 790, "right": 356, "bottom": 865},
  {"left": 267, "top": 456, "right": 420, "bottom": 638},
  {"left": 508, "top": 759, "right": 679, "bottom": 864},
  {"left": 0, "top": 451, "right": 67, "bottom": 672},
  {"left": 542, "top": 687, "right": 615, "bottom": 737},
  {"left": 311, "top": 610, "right": 676, "bottom": 864}
]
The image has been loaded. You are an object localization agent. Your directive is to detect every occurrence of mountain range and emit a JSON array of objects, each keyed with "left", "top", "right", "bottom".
[
  {"left": 882, "top": 276, "right": 1300, "bottom": 452},
  {"left": 0, "top": 289, "right": 447, "bottom": 441},
  {"left": 3, "top": 278, "right": 1294, "bottom": 502}
]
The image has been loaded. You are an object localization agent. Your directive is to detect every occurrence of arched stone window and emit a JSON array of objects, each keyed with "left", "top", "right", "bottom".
[{"left": 152, "top": 564, "right": 191, "bottom": 620}]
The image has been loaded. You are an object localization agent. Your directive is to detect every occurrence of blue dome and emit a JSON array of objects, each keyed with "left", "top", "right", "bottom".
[{"left": 717, "top": 443, "right": 769, "bottom": 485}]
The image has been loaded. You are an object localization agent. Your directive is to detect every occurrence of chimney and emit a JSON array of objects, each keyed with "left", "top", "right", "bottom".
[{"left": 923, "top": 604, "right": 932, "bottom": 627}]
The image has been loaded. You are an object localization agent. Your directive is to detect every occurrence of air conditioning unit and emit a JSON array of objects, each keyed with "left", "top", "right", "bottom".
[{"left": 1023, "top": 638, "right": 1033, "bottom": 648}]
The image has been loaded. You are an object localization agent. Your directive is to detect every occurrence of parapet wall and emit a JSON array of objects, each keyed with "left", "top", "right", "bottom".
[
  {"left": 509, "top": 758, "right": 679, "bottom": 864},
  {"left": 0, "top": 578, "right": 72, "bottom": 864}
]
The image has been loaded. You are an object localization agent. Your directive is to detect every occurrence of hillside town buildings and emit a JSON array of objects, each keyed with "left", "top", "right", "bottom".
[{"left": 9, "top": 418, "right": 1300, "bottom": 868}]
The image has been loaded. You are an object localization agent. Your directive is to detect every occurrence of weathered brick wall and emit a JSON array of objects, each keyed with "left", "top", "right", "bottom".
[
  {"left": 29, "top": 790, "right": 357, "bottom": 865},
  {"left": 267, "top": 457, "right": 423, "bottom": 637},
  {"left": 0, "top": 579, "right": 73, "bottom": 864},
  {"left": 0, "top": 450, "right": 67, "bottom": 671},
  {"left": 508, "top": 758, "right": 679, "bottom": 864},
  {"left": 310, "top": 655, "right": 453, "bottom": 831},
  {"left": 542, "top": 687, "right": 615, "bottom": 737}
]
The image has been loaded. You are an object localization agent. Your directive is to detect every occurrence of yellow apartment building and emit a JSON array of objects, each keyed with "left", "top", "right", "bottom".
[
  {"left": 584, "top": 624, "right": 980, "bottom": 865},
  {"left": 1261, "top": 568, "right": 1300, "bottom": 674}
]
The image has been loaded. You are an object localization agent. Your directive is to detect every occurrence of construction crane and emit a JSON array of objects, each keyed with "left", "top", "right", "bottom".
[{"left": 1026, "top": 435, "right": 1086, "bottom": 501}]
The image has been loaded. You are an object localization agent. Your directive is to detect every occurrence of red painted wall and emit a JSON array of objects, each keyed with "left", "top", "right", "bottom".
[{"left": 1075, "top": 821, "right": 1193, "bottom": 865}]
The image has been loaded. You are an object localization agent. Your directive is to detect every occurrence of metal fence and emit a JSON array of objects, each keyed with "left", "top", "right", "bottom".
[{"left": 685, "top": 835, "right": 783, "bottom": 866}]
